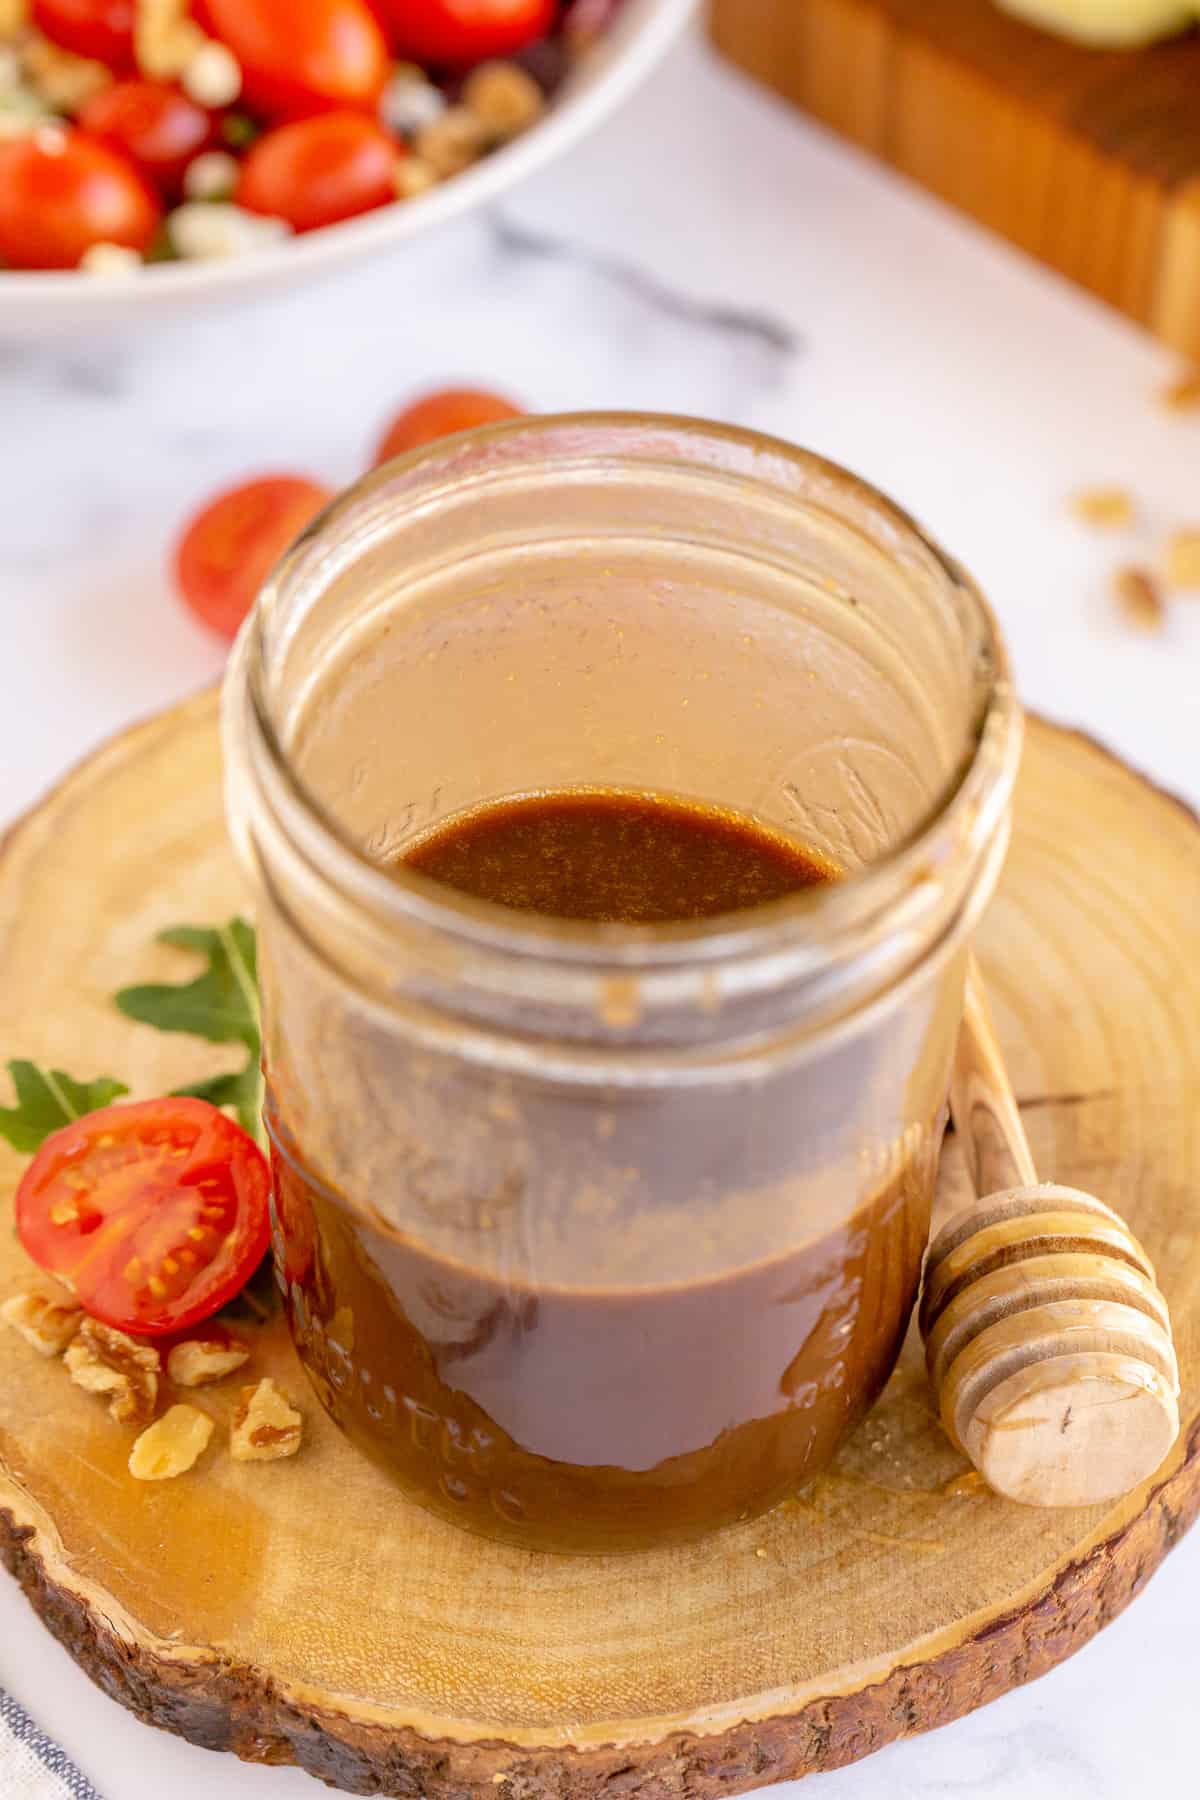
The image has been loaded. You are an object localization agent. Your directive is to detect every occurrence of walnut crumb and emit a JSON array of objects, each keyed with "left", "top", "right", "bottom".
[
  {"left": 394, "top": 155, "right": 439, "bottom": 201},
  {"left": 1113, "top": 565, "right": 1165, "bottom": 631},
  {"left": 414, "top": 107, "right": 489, "bottom": 178},
  {"left": 231, "top": 1377, "right": 302, "bottom": 1461},
  {"left": 1, "top": 1285, "right": 83, "bottom": 1356},
  {"left": 463, "top": 62, "right": 545, "bottom": 140},
  {"left": 134, "top": 0, "right": 205, "bottom": 81},
  {"left": 129, "top": 1405, "right": 213, "bottom": 1480},
  {"left": 65, "top": 1319, "right": 159, "bottom": 1425},
  {"left": 167, "top": 1335, "right": 250, "bottom": 1388},
  {"left": 1164, "top": 528, "right": 1200, "bottom": 592},
  {"left": 0, "top": 0, "right": 30, "bottom": 39},
  {"left": 22, "top": 33, "right": 112, "bottom": 110},
  {"left": 1160, "top": 369, "right": 1200, "bottom": 412},
  {"left": 1069, "top": 487, "right": 1134, "bottom": 529}
]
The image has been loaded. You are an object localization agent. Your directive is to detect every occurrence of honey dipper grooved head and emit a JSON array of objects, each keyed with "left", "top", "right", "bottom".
[
  {"left": 961, "top": 1351, "right": 1180, "bottom": 1509},
  {"left": 921, "top": 1185, "right": 1180, "bottom": 1508}
]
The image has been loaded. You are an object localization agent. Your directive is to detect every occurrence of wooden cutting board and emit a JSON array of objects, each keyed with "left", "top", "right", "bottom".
[
  {"left": 1, "top": 695, "right": 1199, "bottom": 1797},
  {"left": 711, "top": 0, "right": 1200, "bottom": 359}
]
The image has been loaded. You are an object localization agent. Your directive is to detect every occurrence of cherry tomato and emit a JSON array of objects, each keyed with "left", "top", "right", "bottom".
[
  {"left": 237, "top": 113, "right": 397, "bottom": 233},
  {"left": 373, "top": 387, "right": 525, "bottom": 465},
  {"left": 78, "top": 82, "right": 213, "bottom": 196},
  {"left": 196, "top": 0, "right": 389, "bottom": 118},
  {"left": 380, "top": 0, "right": 556, "bottom": 63},
  {"left": 32, "top": 0, "right": 135, "bottom": 71},
  {"left": 175, "top": 475, "right": 332, "bottom": 641},
  {"left": 0, "top": 128, "right": 161, "bottom": 270},
  {"left": 16, "top": 1098, "right": 271, "bottom": 1338}
]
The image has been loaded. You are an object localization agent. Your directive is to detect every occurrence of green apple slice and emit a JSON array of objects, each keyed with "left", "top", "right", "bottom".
[{"left": 996, "top": 0, "right": 1196, "bottom": 46}]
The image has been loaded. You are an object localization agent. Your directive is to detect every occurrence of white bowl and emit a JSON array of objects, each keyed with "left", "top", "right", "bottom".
[{"left": 0, "top": 0, "right": 694, "bottom": 338}]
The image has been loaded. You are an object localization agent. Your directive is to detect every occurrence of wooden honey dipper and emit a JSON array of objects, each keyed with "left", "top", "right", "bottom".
[{"left": 920, "top": 956, "right": 1180, "bottom": 1507}]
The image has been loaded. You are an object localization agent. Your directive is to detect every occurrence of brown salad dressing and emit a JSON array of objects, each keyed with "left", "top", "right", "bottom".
[{"left": 269, "top": 791, "right": 931, "bottom": 1552}]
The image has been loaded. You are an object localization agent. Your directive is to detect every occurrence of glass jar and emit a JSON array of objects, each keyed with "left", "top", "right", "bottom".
[{"left": 223, "top": 414, "right": 1021, "bottom": 1554}]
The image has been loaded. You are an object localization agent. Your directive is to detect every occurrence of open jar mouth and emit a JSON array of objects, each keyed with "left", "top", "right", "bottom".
[{"left": 226, "top": 414, "right": 1022, "bottom": 1046}]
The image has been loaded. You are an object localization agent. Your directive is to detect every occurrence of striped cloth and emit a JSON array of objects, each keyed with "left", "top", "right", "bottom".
[{"left": 0, "top": 1686, "right": 104, "bottom": 1800}]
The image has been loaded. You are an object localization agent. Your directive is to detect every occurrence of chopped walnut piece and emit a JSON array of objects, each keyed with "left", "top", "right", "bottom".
[
  {"left": 0, "top": 0, "right": 30, "bottom": 38},
  {"left": 415, "top": 107, "right": 489, "bottom": 178},
  {"left": 20, "top": 33, "right": 112, "bottom": 109},
  {"left": 463, "top": 61, "right": 545, "bottom": 140},
  {"left": 22, "top": 34, "right": 112, "bottom": 110},
  {"left": 167, "top": 1334, "right": 250, "bottom": 1388},
  {"left": 1070, "top": 486, "right": 1135, "bottom": 529},
  {"left": 129, "top": 1404, "right": 213, "bottom": 1481},
  {"left": 1113, "top": 565, "right": 1165, "bottom": 632},
  {"left": 231, "top": 1377, "right": 302, "bottom": 1462},
  {"left": 394, "top": 155, "right": 439, "bottom": 201},
  {"left": 1164, "top": 528, "right": 1200, "bottom": 592},
  {"left": 1, "top": 1286, "right": 83, "bottom": 1357},
  {"left": 65, "top": 1319, "right": 159, "bottom": 1425},
  {"left": 134, "top": 0, "right": 204, "bottom": 81},
  {"left": 1161, "top": 369, "right": 1200, "bottom": 412}
]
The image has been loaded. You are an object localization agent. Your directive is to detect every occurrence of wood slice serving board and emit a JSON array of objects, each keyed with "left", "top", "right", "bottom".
[
  {"left": 710, "top": 0, "right": 1200, "bottom": 360},
  {"left": 2, "top": 693, "right": 1199, "bottom": 1797}
]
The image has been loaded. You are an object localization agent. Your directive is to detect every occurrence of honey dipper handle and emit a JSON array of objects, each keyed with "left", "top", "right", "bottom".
[{"left": 950, "top": 956, "right": 1038, "bottom": 1199}]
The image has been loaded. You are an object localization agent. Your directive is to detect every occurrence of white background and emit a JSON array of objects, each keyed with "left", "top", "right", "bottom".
[{"left": 1, "top": 20, "right": 1198, "bottom": 1800}]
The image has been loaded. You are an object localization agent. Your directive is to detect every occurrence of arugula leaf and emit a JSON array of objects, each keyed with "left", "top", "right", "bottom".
[
  {"left": 172, "top": 1063, "right": 264, "bottom": 1143},
  {"left": 0, "top": 1060, "right": 129, "bottom": 1154},
  {"left": 116, "top": 920, "right": 259, "bottom": 1049},
  {"left": 115, "top": 918, "right": 264, "bottom": 1143}
]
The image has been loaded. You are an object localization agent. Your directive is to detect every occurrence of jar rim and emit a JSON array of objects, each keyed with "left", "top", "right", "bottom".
[{"left": 234, "top": 412, "right": 1022, "bottom": 981}]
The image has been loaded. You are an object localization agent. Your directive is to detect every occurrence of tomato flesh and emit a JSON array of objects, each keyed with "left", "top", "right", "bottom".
[
  {"left": 16, "top": 1099, "right": 271, "bottom": 1337},
  {"left": 197, "top": 0, "right": 390, "bottom": 119},
  {"left": 237, "top": 112, "right": 398, "bottom": 232},
  {"left": 0, "top": 128, "right": 161, "bottom": 270},
  {"left": 373, "top": 387, "right": 524, "bottom": 465},
  {"left": 79, "top": 82, "right": 214, "bottom": 196},
  {"left": 32, "top": 0, "right": 136, "bottom": 72},
  {"left": 175, "top": 474, "right": 332, "bottom": 641},
  {"left": 381, "top": 0, "right": 557, "bottom": 63}
]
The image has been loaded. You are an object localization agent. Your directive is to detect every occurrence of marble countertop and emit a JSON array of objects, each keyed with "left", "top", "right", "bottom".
[{"left": 1, "top": 19, "right": 1198, "bottom": 1800}]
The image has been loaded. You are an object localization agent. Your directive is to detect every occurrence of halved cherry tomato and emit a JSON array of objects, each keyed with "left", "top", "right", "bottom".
[
  {"left": 32, "top": 0, "right": 136, "bottom": 72},
  {"left": 175, "top": 474, "right": 332, "bottom": 641},
  {"left": 196, "top": 0, "right": 389, "bottom": 118},
  {"left": 379, "top": 0, "right": 556, "bottom": 64},
  {"left": 78, "top": 82, "right": 214, "bottom": 196},
  {"left": 237, "top": 112, "right": 397, "bottom": 233},
  {"left": 373, "top": 387, "right": 524, "bottom": 465},
  {"left": 16, "top": 1098, "right": 271, "bottom": 1338},
  {"left": 0, "top": 128, "right": 161, "bottom": 270}
]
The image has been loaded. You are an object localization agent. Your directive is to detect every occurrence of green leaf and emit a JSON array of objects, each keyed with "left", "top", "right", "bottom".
[
  {"left": 221, "top": 111, "right": 259, "bottom": 150},
  {"left": 115, "top": 918, "right": 264, "bottom": 1144},
  {"left": 116, "top": 919, "right": 259, "bottom": 1051},
  {"left": 0, "top": 1061, "right": 129, "bottom": 1154},
  {"left": 173, "top": 1064, "right": 264, "bottom": 1143}
]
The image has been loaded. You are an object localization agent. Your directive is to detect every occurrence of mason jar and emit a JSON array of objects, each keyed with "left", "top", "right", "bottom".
[{"left": 222, "top": 414, "right": 1022, "bottom": 1554}]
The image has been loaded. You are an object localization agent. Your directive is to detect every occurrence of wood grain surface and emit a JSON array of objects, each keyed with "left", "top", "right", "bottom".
[
  {"left": 1, "top": 694, "right": 1199, "bottom": 1796},
  {"left": 710, "top": 0, "right": 1200, "bottom": 358}
]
